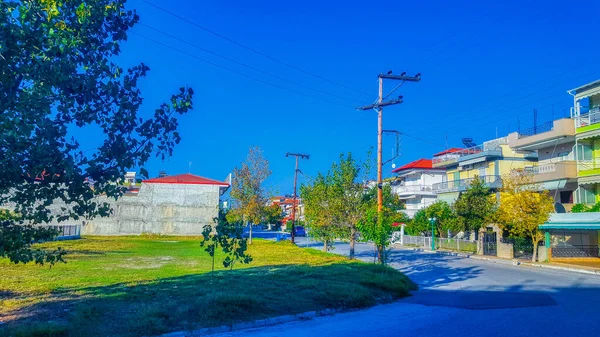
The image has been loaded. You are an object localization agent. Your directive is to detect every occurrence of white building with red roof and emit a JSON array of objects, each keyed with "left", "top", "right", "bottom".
[
  {"left": 82, "top": 173, "right": 230, "bottom": 235},
  {"left": 391, "top": 159, "right": 445, "bottom": 218}
]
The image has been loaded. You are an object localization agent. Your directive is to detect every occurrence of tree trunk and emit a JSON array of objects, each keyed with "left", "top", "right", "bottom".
[
  {"left": 248, "top": 221, "right": 253, "bottom": 245},
  {"left": 532, "top": 238, "right": 539, "bottom": 263},
  {"left": 323, "top": 240, "right": 328, "bottom": 252},
  {"left": 349, "top": 227, "right": 356, "bottom": 259},
  {"left": 377, "top": 244, "right": 384, "bottom": 264}
]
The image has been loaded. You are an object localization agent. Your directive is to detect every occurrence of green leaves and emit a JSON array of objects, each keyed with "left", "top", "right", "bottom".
[
  {"left": 1, "top": 0, "right": 194, "bottom": 264},
  {"left": 453, "top": 176, "right": 496, "bottom": 232},
  {"left": 200, "top": 210, "right": 253, "bottom": 272}
]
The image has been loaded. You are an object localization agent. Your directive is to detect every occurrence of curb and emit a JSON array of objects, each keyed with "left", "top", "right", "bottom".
[
  {"left": 393, "top": 244, "right": 600, "bottom": 276},
  {"left": 159, "top": 308, "right": 340, "bottom": 337}
]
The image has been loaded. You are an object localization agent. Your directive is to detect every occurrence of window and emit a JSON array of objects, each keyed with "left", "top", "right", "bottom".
[
  {"left": 576, "top": 144, "right": 592, "bottom": 161},
  {"left": 560, "top": 191, "right": 573, "bottom": 204}
]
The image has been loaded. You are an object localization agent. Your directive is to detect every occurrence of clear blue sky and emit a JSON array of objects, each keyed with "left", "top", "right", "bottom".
[{"left": 112, "top": 0, "right": 600, "bottom": 194}]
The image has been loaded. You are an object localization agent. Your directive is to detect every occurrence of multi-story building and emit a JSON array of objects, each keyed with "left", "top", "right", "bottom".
[
  {"left": 431, "top": 136, "right": 537, "bottom": 203},
  {"left": 571, "top": 79, "right": 600, "bottom": 205},
  {"left": 390, "top": 159, "right": 445, "bottom": 218},
  {"left": 509, "top": 118, "right": 577, "bottom": 212}
]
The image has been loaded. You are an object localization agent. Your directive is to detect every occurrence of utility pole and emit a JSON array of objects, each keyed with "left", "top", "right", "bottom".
[
  {"left": 286, "top": 152, "right": 310, "bottom": 244},
  {"left": 357, "top": 71, "right": 420, "bottom": 212}
]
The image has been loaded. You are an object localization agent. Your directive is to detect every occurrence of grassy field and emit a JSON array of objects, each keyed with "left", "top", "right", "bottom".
[{"left": 0, "top": 236, "right": 416, "bottom": 337}]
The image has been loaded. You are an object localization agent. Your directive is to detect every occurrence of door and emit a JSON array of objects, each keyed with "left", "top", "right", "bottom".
[{"left": 483, "top": 231, "right": 497, "bottom": 256}]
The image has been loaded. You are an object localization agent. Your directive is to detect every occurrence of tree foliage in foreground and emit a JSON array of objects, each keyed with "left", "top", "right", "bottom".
[
  {"left": 357, "top": 206, "right": 399, "bottom": 265},
  {"left": 0, "top": 1, "right": 194, "bottom": 264},
  {"left": 200, "top": 210, "right": 252, "bottom": 272},
  {"left": 495, "top": 171, "right": 554, "bottom": 262}
]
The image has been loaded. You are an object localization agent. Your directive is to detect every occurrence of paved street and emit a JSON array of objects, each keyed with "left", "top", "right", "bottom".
[{"left": 215, "top": 240, "right": 600, "bottom": 337}]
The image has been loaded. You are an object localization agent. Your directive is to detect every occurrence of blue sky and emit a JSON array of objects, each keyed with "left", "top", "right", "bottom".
[{"left": 111, "top": 0, "right": 600, "bottom": 194}]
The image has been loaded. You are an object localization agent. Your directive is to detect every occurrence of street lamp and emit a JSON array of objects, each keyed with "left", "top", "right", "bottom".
[{"left": 429, "top": 217, "right": 437, "bottom": 251}]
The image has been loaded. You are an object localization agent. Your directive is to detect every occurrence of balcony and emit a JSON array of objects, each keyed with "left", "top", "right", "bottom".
[
  {"left": 575, "top": 108, "right": 600, "bottom": 134},
  {"left": 511, "top": 119, "right": 575, "bottom": 151},
  {"left": 457, "top": 139, "right": 506, "bottom": 166},
  {"left": 432, "top": 175, "right": 502, "bottom": 193},
  {"left": 393, "top": 184, "right": 436, "bottom": 198},
  {"left": 524, "top": 161, "right": 577, "bottom": 183},
  {"left": 577, "top": 159, "right": 600, "bottom": 177},
  {"left": 432, "top": 154, "right": 460, "bottom": 168}
]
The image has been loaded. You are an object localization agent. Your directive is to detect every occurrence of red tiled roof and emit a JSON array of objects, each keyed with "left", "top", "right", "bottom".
[
  {"left": 433, "top": 148, "right": 463, "bottom": 157},
  {"left": 143, "top": 173, "right": 229, "bottom": 186},
  {"left": 392, "top": 159, "right": 433, "bottom": 173}
]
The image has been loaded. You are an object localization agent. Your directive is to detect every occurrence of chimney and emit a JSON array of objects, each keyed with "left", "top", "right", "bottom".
[{"left": 159, "top": 171, "right": 167, "bottom": 178}]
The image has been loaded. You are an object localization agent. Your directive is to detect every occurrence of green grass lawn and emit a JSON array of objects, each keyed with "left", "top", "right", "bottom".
[{"left": 0, "top": 236, "right": 416, "bottom": 337}]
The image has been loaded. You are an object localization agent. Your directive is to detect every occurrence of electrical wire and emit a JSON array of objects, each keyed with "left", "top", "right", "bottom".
[
  {"left": 137, "top": 23, "right": 362, "bottom": 104},
  {"left": 141, "top": 0, "right": 372, "bottom": 97},
  {"left": 132, "top": 32, "right": 356, "bottom": 109}
]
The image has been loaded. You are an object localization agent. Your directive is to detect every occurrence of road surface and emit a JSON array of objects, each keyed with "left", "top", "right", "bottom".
[{"left": 215, "top": 240, "right": 600, "bottom": 337}]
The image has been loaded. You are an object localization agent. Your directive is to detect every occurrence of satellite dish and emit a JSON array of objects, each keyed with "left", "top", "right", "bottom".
[{"left": 392, "top": 163, "right": 396, "bottom": 169}]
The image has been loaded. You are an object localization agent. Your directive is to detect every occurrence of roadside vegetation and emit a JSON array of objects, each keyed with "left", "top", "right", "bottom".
[{"left": 0, "top": 236, "right": 416, "bottom": 337}]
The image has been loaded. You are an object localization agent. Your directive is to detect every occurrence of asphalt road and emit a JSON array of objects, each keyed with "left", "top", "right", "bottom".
[{"left": 215, "top": 239, "right": 600, "bottom": 337}]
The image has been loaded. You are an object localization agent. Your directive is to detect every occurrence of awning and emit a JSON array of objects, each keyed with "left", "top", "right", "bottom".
[
  {"left": 535, "top": 179, "right": 567, "bottom": 191},
  {"left": 576, "top": 129, "right": 600, "bottom": 140},
  {"left": 539, "top": 212, "right": 600, "bottom": 230},
  {"left": 578, "top": 176, "right": 600, "bottom": 185},
  {"left": 437, "top": 192, "right": 460, "bottom": 204},
  {"left": 459, "top": 156, "right": 486, "bottom": 166}
]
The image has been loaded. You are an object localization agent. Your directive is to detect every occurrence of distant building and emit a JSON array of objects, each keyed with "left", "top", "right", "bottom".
[
  {"left": 391, "top": 158, "right": 445, "bottom": 218},
  {"left": 268, "top": 196, "right": 304, "bottom": 224}
]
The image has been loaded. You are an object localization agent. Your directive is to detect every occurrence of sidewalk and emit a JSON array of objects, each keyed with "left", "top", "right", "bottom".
[{"left": 392, "top": 244, "right": 600, "bottom": 276}]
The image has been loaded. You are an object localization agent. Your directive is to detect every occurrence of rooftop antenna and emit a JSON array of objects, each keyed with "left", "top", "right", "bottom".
[
  {"left": 188, "top": 161, "right": 192, "bottom": 173},
  {"left": 445, "top": 133, "right": 448, "bottom": 149}
]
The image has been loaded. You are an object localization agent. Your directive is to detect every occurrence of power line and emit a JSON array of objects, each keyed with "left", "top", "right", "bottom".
[
  {"left": 137, "top": 23, "right": 361, "bottom": 104},
  {"left": 141, "top": 0, "right": 372, "bottom": 97},
  {"left": 132, "top": 32, "right": 355, "bottom": 109}
]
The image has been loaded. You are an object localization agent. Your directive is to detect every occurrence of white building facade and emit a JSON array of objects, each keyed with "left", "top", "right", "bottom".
[{"left": 391, "top": 159, "right": 446, "bottom": 218}]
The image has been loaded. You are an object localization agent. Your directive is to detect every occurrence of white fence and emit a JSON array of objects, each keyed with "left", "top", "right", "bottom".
[{"left": 391, "top": 232, "right": 477, "bottom": 253}]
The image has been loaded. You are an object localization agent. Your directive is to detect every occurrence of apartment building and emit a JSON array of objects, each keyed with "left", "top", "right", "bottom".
[
  {"left": 509, "top": 118, "right": 577, "bottom": 211},
  {"left": 390, "top": 159, "right": 445, "bottom": 218}
]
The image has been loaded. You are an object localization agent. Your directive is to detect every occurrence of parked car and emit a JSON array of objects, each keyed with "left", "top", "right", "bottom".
[{"left": 294, "top": 226, "right": 307, "bottom": 237}]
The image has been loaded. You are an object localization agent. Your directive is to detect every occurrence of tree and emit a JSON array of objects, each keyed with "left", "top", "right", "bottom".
[
  {"left": 329, "top": 153, "right": 368, "bottom": 259},
  {"left": 264, "top": 204, "right": 284, "bottom": 230},
  {"left": 301, "top": 173, "right": 343, "bottom": 252},
  {"left": 357, "top": 206, "right": 399, "bottom": 265},
  {"left": 200, "top": 210, "right": 252, "bottom": 272},
  {"left": 229, "top": 146, "right": 271, "bottom": 244},
  {"left": 496, "top": 170, "right": 554, "bottom": 262},
  {"left": 453, "top": 176, "right": 496, "bottom": 238},
  {"left": 0, "top": 1, "right": 194, "bottom": 264},
  {"left": 410, "top": 201, "right": 461, "bottom": 237}
]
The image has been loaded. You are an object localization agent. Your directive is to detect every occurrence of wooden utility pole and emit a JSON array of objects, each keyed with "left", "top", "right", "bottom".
[
  {"left": 286, "top": 152, "right": 309, "bottom": 243},
  {"left": 377, "top": 77, "right": 383, "bottom": 211},
  {"left": 358, "top": 71, "right": 421, "bottom": 212}
]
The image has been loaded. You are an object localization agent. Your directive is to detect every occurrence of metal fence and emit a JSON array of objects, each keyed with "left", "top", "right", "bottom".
[
  {"left": 436, "top": 237, "right": 478, "bottom": 253},
  {"left": 391, "top": 233, "right": 477, "bottom": 253},
  {"left": 518, "top": 121, "right": 554, "bottom": 138},
  {"left": 41, "top": 224, "right": 81, "bottom": 240}
]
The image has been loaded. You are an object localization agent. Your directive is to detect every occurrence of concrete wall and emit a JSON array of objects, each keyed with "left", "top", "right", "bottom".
[
  {"left": 81, "top": 183, "right": 221, "bottom": 235},
  {"left": 497, "top": 242, "right": 514, "bottom": 259}
]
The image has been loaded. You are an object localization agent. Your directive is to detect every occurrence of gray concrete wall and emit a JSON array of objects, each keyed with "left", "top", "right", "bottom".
[
  {"left": 81, "top": 183, "right": 220, "bottom": 235},
  {"left": 497, "top": 242, "right": 514, "bottom": 259}
]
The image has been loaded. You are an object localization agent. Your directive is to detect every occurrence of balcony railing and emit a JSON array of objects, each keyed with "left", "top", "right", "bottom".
[
  {"left": 432, "top": 155, "right": 460, "bottom": 167},
  {"left": 432, "top": 175, "right": 502, "bottom": 193},
  {"left": 518, "top": 121, "right": 554, "bottom": 139},
  {"left": 575, "top": 108, "right": 600, "bottom": 129},
  {"left": 394, "top": 185, "right": 434, "bottom": 194},
  {"left": 525, "top": 163, "right": 558, "bottom": 175}
]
